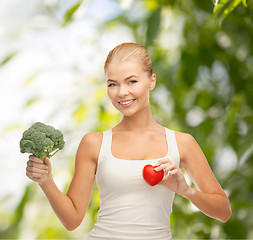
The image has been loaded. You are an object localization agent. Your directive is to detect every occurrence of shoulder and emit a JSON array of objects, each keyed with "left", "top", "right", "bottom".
[
  {"left": 174, "top": 130, "right": 196, "bottom": 145},
  {"left": 81, "top": 131, "right": 103, "bottom": 144},
  {"left": 174, "top": 130, "right": 198, "bottom": 168},
  {"left": 77, "top": 131, "right": 103, "bottom": 162}
]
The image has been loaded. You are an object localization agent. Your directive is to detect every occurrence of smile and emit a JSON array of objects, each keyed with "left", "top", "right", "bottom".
[
  {"left": 118, "top": 99, "right": 136, "bottom": 107},
  {"left": 119, "top": 99, "right": 135, "bottom": 105}
]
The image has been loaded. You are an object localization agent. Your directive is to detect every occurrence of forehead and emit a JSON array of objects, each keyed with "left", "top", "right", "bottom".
[{"left": 105, "top": 59, "right": 145, "bottom": 79}]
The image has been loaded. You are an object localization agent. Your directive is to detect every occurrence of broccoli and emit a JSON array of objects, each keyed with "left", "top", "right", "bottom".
[{"left": 20, "top": 122, "right": 65, "bottom": 161}]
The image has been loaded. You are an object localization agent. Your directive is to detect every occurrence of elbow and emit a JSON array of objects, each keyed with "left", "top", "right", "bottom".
[
  {"left": 63, "top": 218, "right": 83, "bottom": 231},
  {"left": 211, "top": 194, "right": 232, "bottom": 223},
  {"left": 218, "top": 191, "right": 232, "bottom": 223},
  {"left": 64, "top": 222, "right": 80, "bottom": 231},
  {"left": 219, "top": 198, "right": 232, "bottom": 223},
  {"left": 65, "top": 226, "right": 76, "bottom": 231},
  {"left": 65, "top": 224, "right": 77, "bottom": 231},
  {"left": 66, "top": 226, "right": 77, "bottom": 231},
  {"left": 62, "top": 208, "right": 86, "bottom": 231},
  {"left": 220, "top": 207, "right": 232, "bottom": 223}
]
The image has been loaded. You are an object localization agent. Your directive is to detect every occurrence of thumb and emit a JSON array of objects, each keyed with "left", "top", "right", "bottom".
[{"left": 44, "top": 157, "right": 51, "bottom": 167}]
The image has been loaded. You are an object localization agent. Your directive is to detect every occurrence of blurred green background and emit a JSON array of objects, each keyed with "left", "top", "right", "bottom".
[{"left": 0, "top": 0, "right": 252, "bottom": 239}]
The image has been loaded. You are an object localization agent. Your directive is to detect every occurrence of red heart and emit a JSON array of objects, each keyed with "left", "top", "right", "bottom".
[{"left": 142, "top": 164, "right": 164, "bottom": 186}]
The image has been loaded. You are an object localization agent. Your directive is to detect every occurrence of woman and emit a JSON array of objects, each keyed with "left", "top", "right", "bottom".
[{"left": 26, "top": 42, "right": 232, "bottom": 239}]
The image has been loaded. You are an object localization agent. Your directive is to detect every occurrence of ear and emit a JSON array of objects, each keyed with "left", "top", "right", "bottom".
[{"left": 149, "top": 74, "right": 156, "bottom": 91}]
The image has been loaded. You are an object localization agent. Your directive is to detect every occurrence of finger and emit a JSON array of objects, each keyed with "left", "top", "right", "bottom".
[
  {"left": 26, "top": 171, "right": 44, "bottom": 179},
  {"left": 168, "top": 168, "right": 179, "bottom": 176},
  {"left": 155, "top": 158, "right": 173, "bottom": 167},
  {"left": 27, "top": 160, "right": 48, "bottom": 170},
  {"left": 154, "top": 162, "right": 175, "bottom": 172},
  {"left": 154, "top": 164, "right": 165, "bottom": 172},
  {"left": 29, "top": 155, "right": 44, "bottom": 164},
  {"left": 43, "top": 157, "right": 51, "bottom": 168},
  {"left": 26, "top": 166, "right": 48, "bottom": 175},
  {"left": 26, "top": 170, "right": 48, "bottom": 180},
  {"left": 164, "top": 165, "right": 177, "bottom": 176},
  {"left": 29, "top": 176, "right": 43, "bottom": 183}
]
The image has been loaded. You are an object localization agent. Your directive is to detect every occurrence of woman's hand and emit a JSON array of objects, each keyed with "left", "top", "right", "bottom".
[
  {"left": 155, "top": 158, "right": 192, "bottom": 197},
  {"left": 26, "top": 155, "right": 52, "bottom": 185}
]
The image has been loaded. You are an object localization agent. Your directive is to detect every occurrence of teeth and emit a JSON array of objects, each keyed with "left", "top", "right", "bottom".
[{"left": 120, "top": 99, "right": 134, "bottom": 105}]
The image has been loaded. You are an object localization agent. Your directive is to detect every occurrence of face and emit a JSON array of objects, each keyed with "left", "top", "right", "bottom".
[{"left": 105, "top": 58, "right": 156, "bottom": 117}]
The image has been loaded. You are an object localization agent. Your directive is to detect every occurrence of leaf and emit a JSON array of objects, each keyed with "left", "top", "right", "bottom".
[
  {"left": 0, "top": 123, "right": 24, "bottom": 134},
  {"left": 213, "top": 0, "right": 247, "bottom": 18},
  {"left": 62, "top": 0, "right": 83, "bottom": 26},
  {"left": 23, "top": 73, "right": 37, "bottom": 87},
  {"left": 224, "top": 0, "right": 242, "bottom": 15},
  {"left": 213, "top": 0, "right": 232, "bottom": 14},
  {"left": 242, "top": 0, "right": 247, "bottom": 6},
  {"left": 25, "top": 97, "right": 39, "bottom": 108},
  {"left": 0, "top": 52, "right": 17, "bottom": 66}
]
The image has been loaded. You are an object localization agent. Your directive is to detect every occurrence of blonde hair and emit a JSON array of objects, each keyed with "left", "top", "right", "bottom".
[{"left": 104, "top": 42, "right": 153, "bottom": 76}]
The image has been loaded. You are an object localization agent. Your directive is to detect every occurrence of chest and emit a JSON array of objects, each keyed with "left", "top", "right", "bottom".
[{"left": 111, "top": 131, "right": 168, "bottom": 160}]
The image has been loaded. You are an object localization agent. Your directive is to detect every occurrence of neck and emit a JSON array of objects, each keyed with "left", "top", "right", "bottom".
[{"left": 119, "top": 104, "right": 159, "bottom": 132}]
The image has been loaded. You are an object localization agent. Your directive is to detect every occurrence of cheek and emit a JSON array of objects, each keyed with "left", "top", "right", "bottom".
[
  {"left": 107, "top": 88, "right": 115, "bottom": 99},
  {"left": 135, "top": 84, "right": 150, "bottom": 97},
  {"left": 107, "top": 89, "right": 121, "bottom": 106}
]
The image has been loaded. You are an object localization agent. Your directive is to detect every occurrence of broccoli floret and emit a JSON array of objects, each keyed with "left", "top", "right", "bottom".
[{"left": 19, "top": 122, "right": 65, "bottom": 161}]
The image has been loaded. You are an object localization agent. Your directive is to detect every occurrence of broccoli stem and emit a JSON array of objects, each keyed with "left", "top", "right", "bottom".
[
  {"left": 39, "top": 153, "right": 48, "bottom": 163},
  {"left": 49, "top": 148, "right": 60, "bottom": 158}
]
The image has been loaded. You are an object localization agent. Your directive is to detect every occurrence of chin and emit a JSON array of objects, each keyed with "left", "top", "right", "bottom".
[
  {"left": 122, "top": 109, "right": 140, "bottom": 118},
  {"left": 115, "top": 108, "right": 134, "bottom": 117},
  {"left": 122, "top": 112, "right": 134, "bottom": 117},
  {"left": 112, "top": 102, "right": 140, "bottom": 117}
]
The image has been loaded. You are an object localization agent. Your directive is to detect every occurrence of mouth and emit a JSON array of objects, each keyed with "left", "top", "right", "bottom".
[{"left": 118, "top": 99, "right": 136, "bottom": 105}]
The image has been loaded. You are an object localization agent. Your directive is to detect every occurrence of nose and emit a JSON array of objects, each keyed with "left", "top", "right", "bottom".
[{"left": 118, "top": 85, "right": 129, "bottom": 98}]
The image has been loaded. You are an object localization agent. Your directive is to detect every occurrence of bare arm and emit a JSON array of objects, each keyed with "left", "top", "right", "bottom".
[
  {"left": 178, "top": 132, "right": 232, "bottom": 222},
  {"left": 155, "top": 132, "right": 232, "bottom": 222},
  {"left": 26, "top": 132, "right": 101, "bottom": 230}
]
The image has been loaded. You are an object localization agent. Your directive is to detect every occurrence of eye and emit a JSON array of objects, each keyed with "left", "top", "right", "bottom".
[
  {"left": 129, "top": 80, "right": 137, "bottom": 84},
  {"left": 108, "top": 83, "right": 116, "bottom": 87}
]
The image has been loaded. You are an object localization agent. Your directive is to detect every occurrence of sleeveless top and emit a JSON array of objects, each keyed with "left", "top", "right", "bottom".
[{"left": 86, "top": 127, "right": 180, "bottom": 240}]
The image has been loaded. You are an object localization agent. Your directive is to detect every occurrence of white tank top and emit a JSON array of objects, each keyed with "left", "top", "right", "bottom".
[{"left": 86, "top": 127, "right": 180, "bottom": 240}]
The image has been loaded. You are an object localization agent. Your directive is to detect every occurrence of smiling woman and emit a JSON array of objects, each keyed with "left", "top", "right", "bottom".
[
  {"left": 105, "top": 43, "right": 156, "bottom": 118},
  {"left": 106, "top": 58, "right": 156, "bottom": 117},
  {"left": 26, "top": 42, "right": 232, "bottom": 240}
]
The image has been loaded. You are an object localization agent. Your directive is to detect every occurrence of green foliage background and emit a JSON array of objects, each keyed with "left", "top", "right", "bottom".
[{"left": 0, "top": 0, "right": 252, "bottom": 239}]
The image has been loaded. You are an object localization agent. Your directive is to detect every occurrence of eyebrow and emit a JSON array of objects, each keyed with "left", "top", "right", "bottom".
[{"left": 107, "top": 75, "right": 139, "bottom": 82}]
